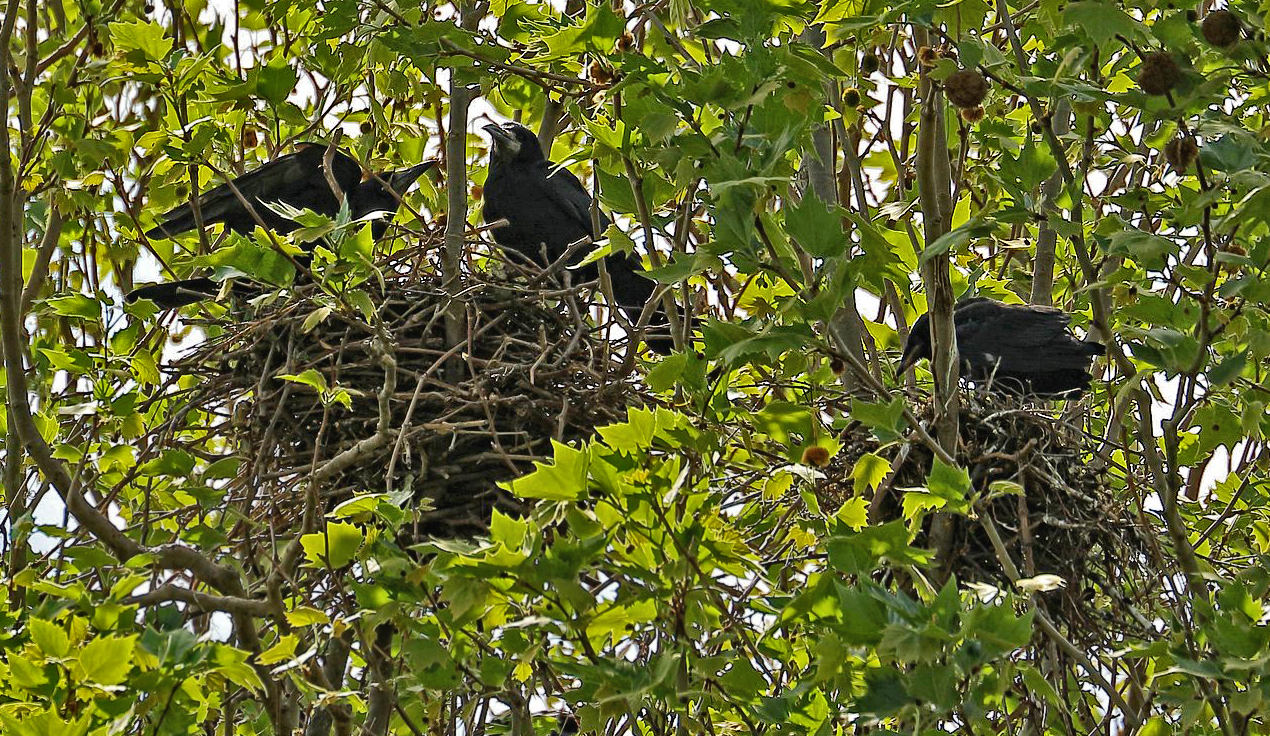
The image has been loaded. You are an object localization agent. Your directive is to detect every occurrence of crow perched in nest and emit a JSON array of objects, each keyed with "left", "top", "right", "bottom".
[
  {"left": 128, "top": 144, "right": 434, "bottom": 308},
  {"left": 898, "top": 297, "right": 1105, "bottom": 397},
  {"left": 481, "top": 121, "right": 673, "bottom": 353}
]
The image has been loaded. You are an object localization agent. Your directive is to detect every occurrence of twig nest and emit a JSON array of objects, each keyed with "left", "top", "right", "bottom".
[
  {"left": 816, "top": 392, "right": 1148, "bottom": 638},
  {"left": 1202, "top": 10, "right": 1241, "bottom": 47},
  {"left": 945, "top": 69, "right": 989, "bottom": 109},
  {"left": 162, "top": 245, "right": 642, "bottom": 541},
  {"left": 1138, "top": 52, "right": 1182, "bottom": 95},
  {"left": 1164, "top": 136, "right": 1200, "bottom": 171}
]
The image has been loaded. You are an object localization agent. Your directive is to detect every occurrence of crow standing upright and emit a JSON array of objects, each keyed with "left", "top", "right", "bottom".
[
  {"left": 128, "top": 144, "right": 434, "bottom": 308},
  {"left": 481, "top": 122, "right": 672, "bottom": 353},
  {"left": 898, "top": 297, "right": 1105, "bottom": 397}
]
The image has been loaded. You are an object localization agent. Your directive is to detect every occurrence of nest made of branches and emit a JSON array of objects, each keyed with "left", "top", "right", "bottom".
[
  {"left": 818, "top": 392, "right": 1152, "bottom": 639},
  {"left": 159, "top": 242, "right": 642, "bottom": 542}
]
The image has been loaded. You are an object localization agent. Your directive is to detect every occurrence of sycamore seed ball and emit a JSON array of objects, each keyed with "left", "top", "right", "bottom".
[
  {"left": 1138, "top": 52, "right": 1182, "bottom": 95},
  {"left": 802, "top": 446, "right": 831, "bottom": 467},
  {"left": 1163, "top": 136, "right": 1199, "bottom": 171},
  {"left": 1202, "top": 10, "right": 1240, "bottom": 47},
  {"left": 945, "top": 69, "right": 989, "bottom": 108},
  {"left": 843, "top": 88, "right": 861, "bottom": 107},
  {"left": 960, "top": 105, "right": 986, "bottom": 124}
]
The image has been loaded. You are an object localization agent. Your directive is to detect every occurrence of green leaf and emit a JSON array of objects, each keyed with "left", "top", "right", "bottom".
[
  {"left": 1137, "top": 717, "right": 1174, "bottom": 736},
  {"left": 505, "top": 440, "right": 589, "bottom": 500},
  {"left": 28, "top": 618, "right": 69, "bottom": 658},
  {"left": 646, "top": 352, "right": 688, "bottom": 392},
  {"left": 300, "top": 521, "right": 364, "bottom": 568},
  {"left": 140, "top": 449, "right": 196, "bottom": 477},
  {"left": 927, "top": 457, "right": 971, "bottom": 501},
  {"left": 1208, "top": 350, "right": 1247, "bottom": 386},
  {"left": 213, "top": 644, "right": 265, "bottom": 692},
  {"left": 785, "top": 193, "right": 846, "bottom": 258},
  {"left": 835, "top": 497, "right": 868, "bottom": 530},
  {"left": 1062, "top": 1, "right": 1147, "bottom": 47},
  {"left": 596, "top": 407, "right": 658, "bottom": 452},
  {"left": 753, "top": 401, "right": 813, "bottom": 446},
  {"left": 109, "top": 19, "right": 170, "bottom": 61},
  {"left": 285, "top": 607, "right": 330, "bottom": 627},
  {"left": 849, "top": 398, "right": 906, "bottom": 443},
  {"left": 42, "top": 294, "right": 101, "bottom": 320},
  {"left": 9, "top": 654, "right": 49, "bottom": 689},
  {"left": 203, "top": 457, "right": 241, "bottom": 480},
  {"left": 77, "top": 635, "right": 136, "bottom": 686},
  {"left": 277, "top": 368, "right": 328, "bottom": 393},
  {"left": 851, "top": 452, "right": 891, "bottom": 495},
  {"left": 920, "top": 217, "right": 996, "bottom": 263},
  {"left": 328, "top": 493, "right": 388, "bottom": 519},
  {"left": 257, "top": 634, "right": 299, "bottom": 666},
  {"left": 1106, "top": 229, "right": 1177, "bottom": 270},
  {"left": 256, "top": 62, "right": 298, "bottom": 104},
  {"left": 0, "top": 708, "right": 90, "bottom": 736},
  {"left": 541, "top": 3, "right": 624, "bottom": 58},
  {"left": 908, "top": 662, "right": 959, "bottom": 709},
  {"left": 131, "top": 351, "right": 161, "bottom": 385}
]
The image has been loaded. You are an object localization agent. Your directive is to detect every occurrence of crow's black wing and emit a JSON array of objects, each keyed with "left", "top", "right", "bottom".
[
  {"left": 126, "top": 277, "right": 220, "bottom": 308},
  {"left": 541, "top": 162, "right": 609, "bottom": 239},
  {"left": 957, "top": 302, "right": 1096, "bottom": 371},
  {"left": 145, "top": 146, "right": 360, "bottom": 238}
]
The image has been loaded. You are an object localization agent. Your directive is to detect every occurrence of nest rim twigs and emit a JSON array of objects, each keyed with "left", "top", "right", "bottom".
[{"left": 144, "top": 239, "right": 644, "bottom": 555}]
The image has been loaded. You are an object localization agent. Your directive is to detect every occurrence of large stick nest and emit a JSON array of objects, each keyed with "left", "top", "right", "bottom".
[
  {"left": 818, "top": 392, "right": 1152, "bottom": 640},
  {"left": 161, "top": 243, "right": 642, "bottom": 541}
]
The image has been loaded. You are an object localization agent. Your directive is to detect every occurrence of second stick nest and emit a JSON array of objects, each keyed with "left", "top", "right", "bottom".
[{"left": 819, "top": 392, "right": 1151, "bottom": 640}]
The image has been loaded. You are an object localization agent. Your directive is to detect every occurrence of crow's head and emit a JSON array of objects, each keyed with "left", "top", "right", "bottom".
[
  {"left": 383, "top": 160, "right": 437, "bottom": 196},
  {"left": 350, "top": 161, "right": 436, "bottom": 222},
  {"left": 483, "top": 122, "right": 544, "bottom": 164},
  {"left": 897, "top": 312, "right": 932, "bottom": 377}
]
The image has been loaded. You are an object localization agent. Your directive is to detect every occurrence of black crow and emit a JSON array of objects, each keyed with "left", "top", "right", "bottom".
[
  {"left": 128, "top": 144, "right": 433, "bottom": 308},
  {"left": 898, "top": 297, "right": 1105, "bottom": 397},
  {"left": 481, "top": 121, "right": 673, "bottom": 353}
]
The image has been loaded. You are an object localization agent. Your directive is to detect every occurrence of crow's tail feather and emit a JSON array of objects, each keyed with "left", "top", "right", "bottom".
[
  {"left": 126, "top": 277, "right": 219, "bottom": 309},
  {"left": 606, "top": 251, "right": 676, "bottom": 355}
]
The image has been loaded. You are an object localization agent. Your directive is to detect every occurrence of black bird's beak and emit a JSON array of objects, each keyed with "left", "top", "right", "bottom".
[
  {"left": 896, "top": 340, "right": 922, "bottom": 378},
  {"left": 483, "top": 123, "right": 521, "bottom": 158},
  {"left": 386, "top": 160, "right": 437, "bottom": 194}
]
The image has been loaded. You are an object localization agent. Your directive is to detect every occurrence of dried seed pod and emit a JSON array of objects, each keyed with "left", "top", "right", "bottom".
[
  {"left": 861, "top": 53, "right": 880, "bottom": 74},
  {"left": 802, "top": 446, "right": 831, "bottom": 467},
  {"left": 588, "top": 60, "right": 613, "bottom": 84},
  {"left": 615, "top": 32, "right": 636, "bottom": 52},
  {"left": 1163, "top": 136, "right": 1199, "bottom": 171},
  {"left": 843, "top": 87, "right": 861, "bottom": 107},
  {"left": 1202, "top": 10, "right": 1240, "bottom": 47},
  {"left": 829, "top": 356, "right": 846, "bottom": 375},
  {"left": 243, "top": 129, "right": 258, "bottom": 147},
  {"left": 945, "top": 69, "right": 989, "bottom": 108},
  {"left": 917, "top": 45, "right": 937, "bottom": 67},
  {"left": 1138, "top": 51, "right": 1181, "bottom": 95},
  {"left": 960, "top": 105, "right": 986, "bottom": 124}
]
